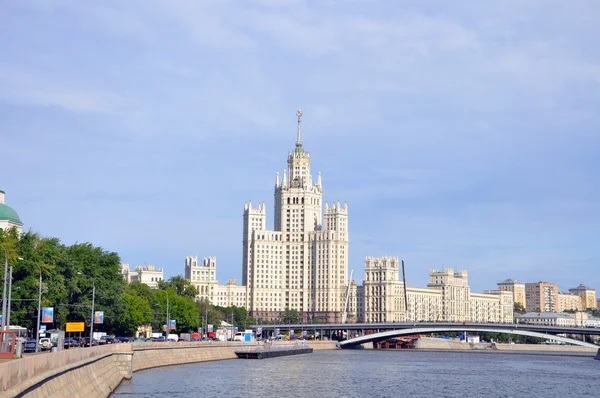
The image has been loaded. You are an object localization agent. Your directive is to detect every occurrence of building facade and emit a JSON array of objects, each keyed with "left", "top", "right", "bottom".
[
  {"left": 497, "top": 278, "right": 526, "bottom": 309},
  {"left": 121, "top": 264, "right": 164, "bottom": 289},
  {"left": 0, "top": 191, "right": 23, "bottom": 234},
  {"left": 558, "top": 293, "right": 582, "bottom": 312},
  {"left": 242, "top": 110, "right": 349, "bottom": 322},
  {"left": 569, "top": 284, "right": 597, "bottom": 309},
  {"left": 185, "top": 256, "right": 218, "bottom": 302},
  {"left": 525, "top": 282, "right": 558, "bottom": 312},
  {"left": 359, "top": 258, "right": 512, "bottom": 324},
  {"left": 362, "top": 257, "right": 405, "bottom": 323}
]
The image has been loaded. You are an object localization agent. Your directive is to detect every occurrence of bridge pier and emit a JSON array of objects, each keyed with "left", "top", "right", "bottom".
[{"left": 595, "top": 348, "right": 600, "bottom": 361}]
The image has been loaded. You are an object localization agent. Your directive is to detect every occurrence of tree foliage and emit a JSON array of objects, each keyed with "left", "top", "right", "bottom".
[
  {"left": 1, "top": 228, "right": 257, "bottom": 338},
  {"left": 1, "top": 230, "right": 125, "bottom": 335},
  {"left": 281, "top": 307, "right": 299, "bottom": 324},
  {"left": 513, "top": 302, "right": 526, "bottom": 315}
]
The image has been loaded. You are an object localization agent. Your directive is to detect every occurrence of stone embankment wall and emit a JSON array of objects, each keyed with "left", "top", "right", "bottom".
[
  {"left": 306, "top": 340, "right": 337, "bottom": 350},
  {"left": 0, "top": 344, "right": 133, "bottom": 398},
  {"left": 132, "top": 341, "right": 257, "bottom": 372},
  {"left": 0, "top": 339, "right": 338, "bottom": 397},
  {"left": 494, "top": 343, "right": 597, "bottom": 353},
  {"left": 415, "top": 337, "right": 473, "bottom": 350},
  {"left": 415, "top": 337, "right": 597, "bottom": 353}
]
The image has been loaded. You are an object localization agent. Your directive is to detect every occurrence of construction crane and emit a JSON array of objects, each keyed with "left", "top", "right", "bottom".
[{"left": 342, "top": 269, "right": 354, "bottom": 324}]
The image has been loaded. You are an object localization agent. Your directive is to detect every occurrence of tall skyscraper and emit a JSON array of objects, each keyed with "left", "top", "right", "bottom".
[{"left": 242, "top": 110, "right": 349, "bottom": 322}]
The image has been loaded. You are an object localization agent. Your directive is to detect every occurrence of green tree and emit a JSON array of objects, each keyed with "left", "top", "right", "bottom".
[
  {"left": 281, "top": 308, "right": 299, "bottom": 324},
  {"left": 513, "top": 302, "right": 526, "bottom": 315},
  {"left": 159, "top": 276, "right": 198, "bottom": 299},
  {"left": 114, "top": 285, "right": 154, "bottom": 335}
]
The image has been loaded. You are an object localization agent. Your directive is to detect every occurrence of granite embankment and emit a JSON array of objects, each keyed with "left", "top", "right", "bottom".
[
  {"left": 415, "top": 336, "right": 598, "bottom": 353},
  {"left": 0, "top": 340, "right": 336, "bottom": 397},
  {"left": 0, "top": 343, "right": 133, "bottom": 398}
]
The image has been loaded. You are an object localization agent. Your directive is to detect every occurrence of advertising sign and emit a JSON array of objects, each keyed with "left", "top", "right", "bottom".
[
  {"left": 208, "top": 324, "right": 214, "bottom": 332},
  {"left": 39, "top": 325, "right": 46, "bottom": 334},
  {"left": 169, "top": 320, "right": 176, "bottom": 330},
  {"left": 233, "top": 327, "right": 238, "bottom": 333},
  {"left": 198, "top": 327, "right": 202, "bottom": 333},
  {"left": 42, "top": 307, "right": 54, "bottom": 323},
  {"left": 66, "top": 322, "right": 85, "bottom": 332},
  {"left": 94, "top": 311, "right": 104, "bottom": 324},
  {"left": 257, "top": 327, "right": 262, "bottom": 336}
]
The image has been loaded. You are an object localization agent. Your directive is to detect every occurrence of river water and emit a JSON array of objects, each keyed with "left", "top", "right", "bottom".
[{"left": 113, "top": 350, "right": 600, "bottom": 397}]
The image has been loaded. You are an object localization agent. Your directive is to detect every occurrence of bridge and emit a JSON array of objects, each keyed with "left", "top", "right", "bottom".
[
  {"left": 339, "top": 326, "right": 599, "bottom": 349},
  {"left": 252, "top": 322, "right": 600, "bottom": 348}
]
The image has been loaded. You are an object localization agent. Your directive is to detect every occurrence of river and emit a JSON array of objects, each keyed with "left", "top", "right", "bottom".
[{"left": 113, "top": 350, "right": 599, "bottom": 397}]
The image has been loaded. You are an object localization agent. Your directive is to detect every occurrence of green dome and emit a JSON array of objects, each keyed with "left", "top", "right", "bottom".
[{"left": 0, "top": 203, "right": 22, "bottom": 224}]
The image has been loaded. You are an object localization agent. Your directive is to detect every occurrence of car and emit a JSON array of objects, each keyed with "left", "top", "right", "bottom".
[
  {"left": 63, "top": 338, "right": 77, "bottom": 349},
  {"left": 23, "top": 340, "right": 37, "bottom": 353},
  {"left": 38, "top": 338, "right": 52, "bottom": 351},
  {"left": 81, "top": 337, "right": 98, "bottom": 347}
]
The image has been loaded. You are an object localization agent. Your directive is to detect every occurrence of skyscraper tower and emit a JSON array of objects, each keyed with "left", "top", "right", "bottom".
[{"left": 242, "top": 110, "right": 349, "bottom": 322}]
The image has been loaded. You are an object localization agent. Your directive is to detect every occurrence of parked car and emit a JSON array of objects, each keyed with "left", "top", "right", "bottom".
[
  {"left": 81, "top": 337, "right": 98, "bottom": 347},
  {"left": 23, "top": 340, "right": 37, "bottom": 353},
  {"left": 38, "top": 338, "right": 52, "bottom": 351},
  {"left": 63, "top": 338, "right": 77, "bottom": 349}
]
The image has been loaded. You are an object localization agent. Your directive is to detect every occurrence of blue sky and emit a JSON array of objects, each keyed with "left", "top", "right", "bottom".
[{"left": 1, "top": 0, "right": 599, "bottom": 293}]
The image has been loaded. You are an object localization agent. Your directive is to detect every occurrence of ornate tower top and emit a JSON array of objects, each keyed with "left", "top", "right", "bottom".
[{"left": 295, "top": 109, "right": 304, "bottom": 154}]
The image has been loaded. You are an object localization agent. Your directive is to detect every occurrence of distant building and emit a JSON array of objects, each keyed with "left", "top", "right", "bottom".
[
  {"left": 185, "top": 256, "right": 218, "bottom": 302},
  {"left": 525, "top": 282, "right": 558, "bottom": 312},
  {"left": 0, "top": 190, "right": 23, "bottom": 234},
  {"left": 518, "top": 312, "right": 600, "bottom": 327},
  {"left": 184, "top": 256, "right": 247, "bottom": 308},
  {"left": 558, "top": 292, "right": 582, "bottom": 312},
  {"left": 213, "top": 279, "right": 247, "bottom": 308},
  {"left": 497, "top": 278, "right": 526, "bottom": 308},
  {"left": 517, "top": 312, "right": 575, "bottom": 327},
  {"left": 359, "top": 258, "right": 512, "bottom": 323},
  {"left": 121, "top": 264, "right": 164, "bottom": 289},
  {"left": 569, "top": 284, "right": 597, "bottom": 309}
]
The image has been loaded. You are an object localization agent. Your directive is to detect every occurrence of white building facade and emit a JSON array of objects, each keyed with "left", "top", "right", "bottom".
[
  {"left": 243, "top": 110, "right": 349, "bottom": 322},
  {"left": 121, "top": 264, "right": 164, "bottom": 289},
  {"left": 358, "top": 258, "right": 513, "bottom": 324}
]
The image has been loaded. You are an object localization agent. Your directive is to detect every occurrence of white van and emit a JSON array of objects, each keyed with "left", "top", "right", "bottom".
[{"left": 233, "top": 332, "right": 244, "bottom": 341}]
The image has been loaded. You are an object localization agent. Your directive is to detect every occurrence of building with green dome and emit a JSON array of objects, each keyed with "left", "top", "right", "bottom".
[{"left": 0, "top": 191, "right": 23, "bottom": 234}]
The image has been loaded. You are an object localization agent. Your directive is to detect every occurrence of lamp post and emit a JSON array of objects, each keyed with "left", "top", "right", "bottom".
[
  {"left": 158, "top": 290, "right": 169, "bottom": 338},
  {"left": 1, "top": 244, "right": 8, "bottom": 330},
  {"left": 6, "top": 266, "right": 12, "bottom": 328},
  {"left": 19, "top": 258, "right": 42, "bottom": 353},
  {"left": 77, "top": 272, "right": 95, "bottom": 347}
]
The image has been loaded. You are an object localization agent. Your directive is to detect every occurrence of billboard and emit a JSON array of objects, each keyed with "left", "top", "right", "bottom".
[
  {"left": 169, "top": 320, "right": 176, "bottom": 330},
  {"left": 42, "top": 307, "right": 54, "bottom": 323},
  {"left": 208, "top": 324, "right": 214, "bottom": 332},
  {"left": 94, "top": 311, "right": 104, "bottom": 324},
  {"left": 66, "top": 322, "right": 85, "bottom": 332}
]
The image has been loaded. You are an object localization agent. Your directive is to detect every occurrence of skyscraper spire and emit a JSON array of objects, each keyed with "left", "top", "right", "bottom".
[
  {"left": 294, "top": 109, "right": 304, "bottom": 154},
  {"left": 296, "top": 109, "right": 303, "bottom": 146}
]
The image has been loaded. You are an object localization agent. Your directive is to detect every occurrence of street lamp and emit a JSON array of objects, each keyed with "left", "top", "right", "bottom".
[
  {"left": 157, "top": 290, "right": 169, "bottom": 338},
  {"left": 77, "top": 272, "right": 95, "bottom": 347},
  {"left": 19, "top": 258, "right": 42, "bottom": 353},
  {"left": 1, "top": 244, "right": 8, "bottom": 330},
  {"left": 6, "top": 266, "right": 12, "bottom": 327}
]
